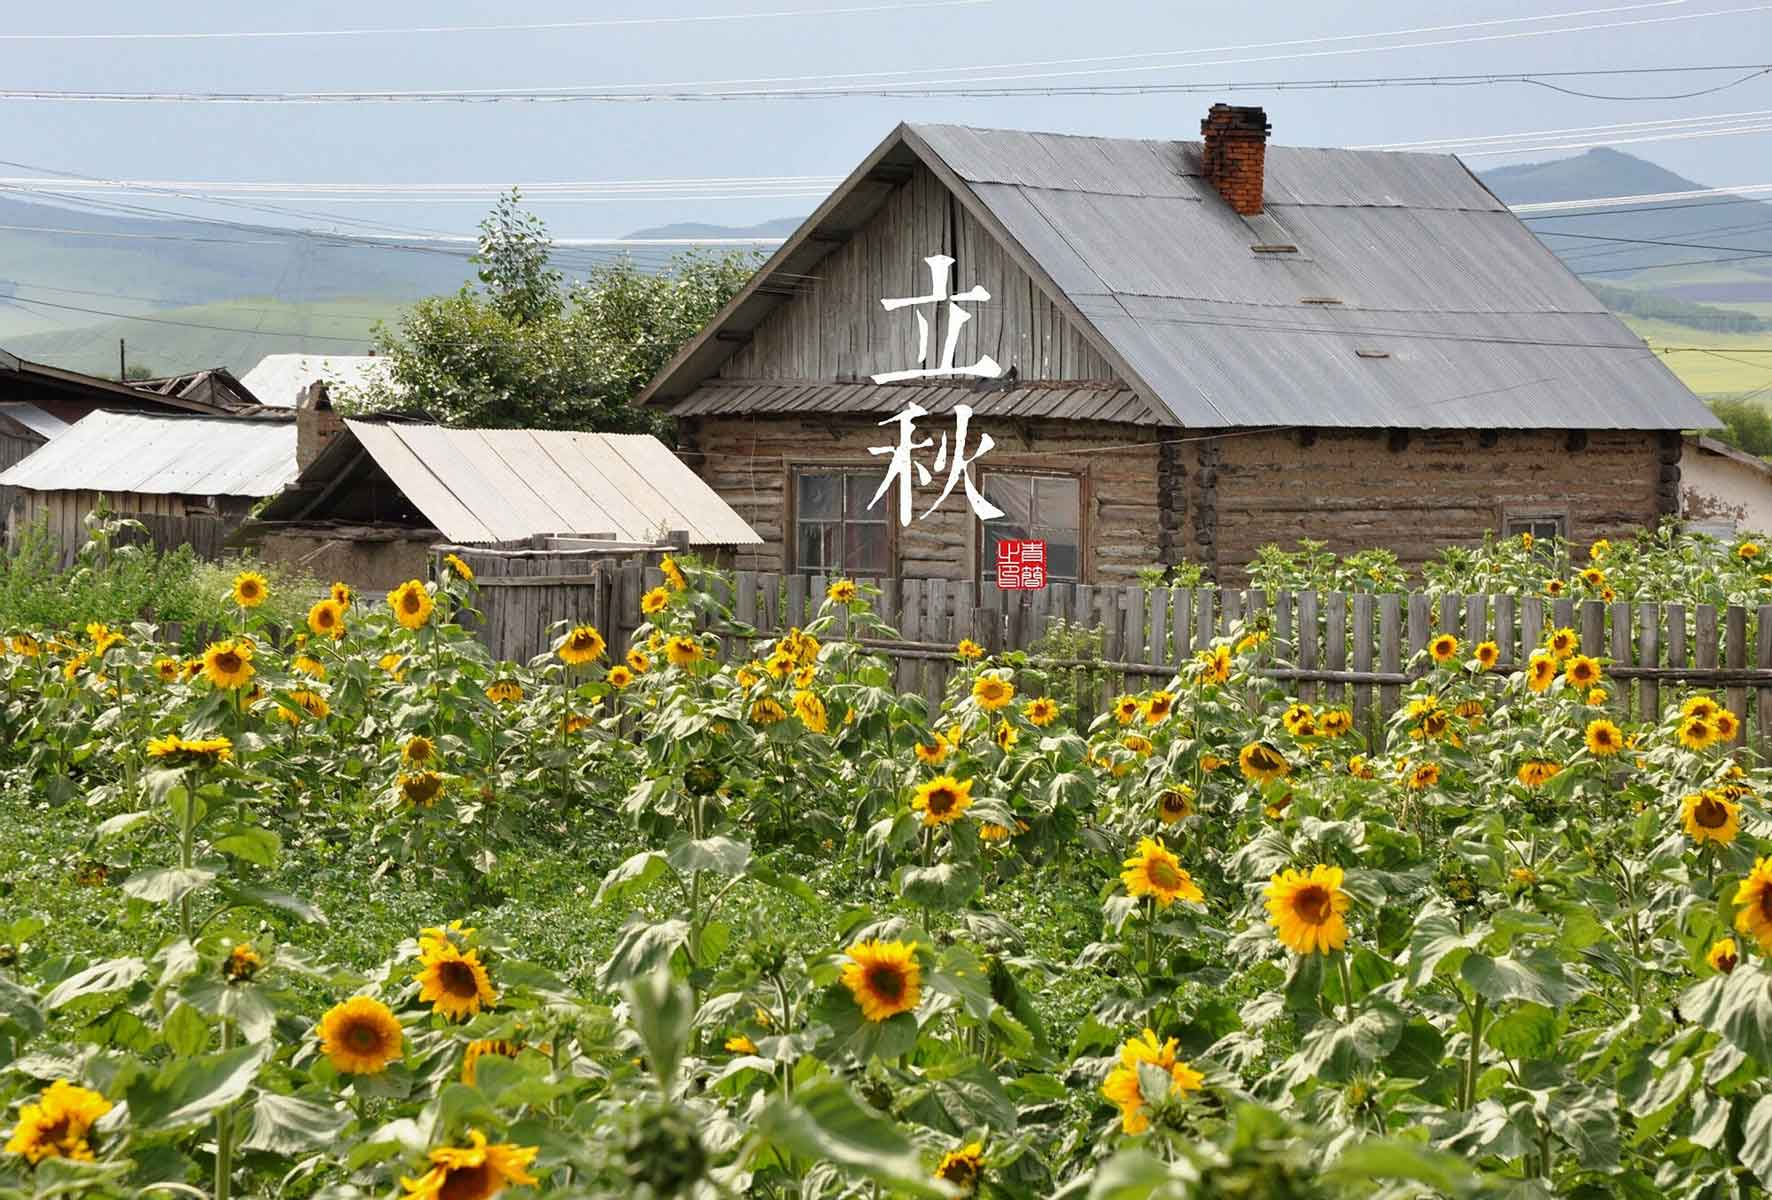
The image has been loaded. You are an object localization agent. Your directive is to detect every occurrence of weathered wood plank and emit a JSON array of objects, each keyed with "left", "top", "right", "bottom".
[
  {"left": 1726, "top": 605, "right": 1748, "bottom": 745},
  {"left": 1296, "top": 590, "right": 1318, "bottom": 704}
]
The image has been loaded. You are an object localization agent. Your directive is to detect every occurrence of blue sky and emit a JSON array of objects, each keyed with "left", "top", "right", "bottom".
[{"left": 2, "top": 0, "right": 1767, "bottom": 238}]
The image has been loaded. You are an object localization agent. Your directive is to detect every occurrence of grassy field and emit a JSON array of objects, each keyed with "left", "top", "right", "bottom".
[{"left": 1619, "top": 316, "right": 1772, "bottom": 399}]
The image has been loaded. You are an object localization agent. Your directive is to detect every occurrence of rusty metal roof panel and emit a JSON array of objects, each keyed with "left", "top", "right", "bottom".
[{"left": 0, "top": 410, "right": 296, "bottom": 496}]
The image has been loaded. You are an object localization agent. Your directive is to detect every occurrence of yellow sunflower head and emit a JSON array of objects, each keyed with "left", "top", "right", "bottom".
[
  {"left": 1101, "top": 1030, "right": 1204, "bottom": 1134},
  {"left": 955, "top": 638, "right": 985, "bottom": 660},
  {"left": 1684, "top": 695, "right": 1722, "bottom": 721},
  {"left": 1023, "top": 697, "right": 1060, "bottom": 727},
  {"left": 972, "top": 675, "right": 1015, "bottom": 712},
  {"left": 1516, "top": 759, "right": 1562, "bottom": 789},
  {"left": 330, "top": 581, "right": 353, "bottom": 607},
  {"left": 794, "top": 689, "right": 829, "bottom": 734},
  {"left": 232, "top": 570, "right": 269, "bottom": 608},
  {"left": 1585, "top": 718, "right": 1624, "bottom": 757},
  {"left": 640, "top": 586, "right": 670, "bottom": 616},
  {"left": 201, "top": 639, "right": 255, "bottom": 690},
  {"left": 485, "top": 679, "right": 523, "bottom": 704},
  {"left": 725, "top": 1033, "right": 759, "bottom": 1055},
  {"left": 1740, "top": 542, "right": 1763, "bottom": 560},
  {"left": 1546, "top": 628, "right": 1578, "bottom": 660},
  {"left": 1157, "top": 786, "right": 1194, "bottom": 824},
  {"left": 1564, "top": 656, "right": 1601, "bottom": 689},
  {"left": 1716, "top": 710, "right": 1742, "bottom": 742},
  {"left": 2, "top": 1080, "right": 113, "bottom": 1164},
  {"left": 399, "top": 770, "right": 445, "bottom": 807},
  {"left": 1143, "top": 690, "right": 1175, "bottom": 725},
  {"left": 1545, "top": 578, "right": 1566, "bottom": 597},
  {"left": 1679, "top": 715, "right": 1717, "bottom": 751},
  {"left": 1683, "top": 790, "right": 1741, "bottom": 846},
  {"left": 1580, "top": 567, "right": 1606, "bottom": 589},
  {"left": 1239, "top": 741, "right": 1289, "bottom": 784},
  {"left": 1428, "top": 634, "right": 1459, "bottom": 663},
  {"left": 826, "top": 578, "right": 858, "bottom": 604},
  {"left": 1265, "top": 864, "right": 1351, "bottom": 955},
  {"left": 840, "top": 940, "right": 922, "bottom": 1023},
  {"left": 1526, "top": 653, "right": 1557, "bottom": 693},
  {"left": 153, "top": 656, "right": 180, "bottom": 683},
  {"left": 1121, "top": 733, "right": 1153, "bottom": 756},
  {"left": 398, "top": 1129, "right": 538, "bottom": 1200},
  {"left": 1111, "top": 694, "right": 1142, "bottom": 725},
  {"left": 660, "top": 555, "right": 688, "bottom": 591},
  {"left": 223, "top": 943, "right": 263, "bottom": 983},
  {"left": 442, "top": 553, "right": 475, "bottom": 583},
  {"left": 414, "top": 940, "right": 497, "bottom": 1021},
  {"left": 461, "top": 1039, "right": 523, "bottom": 1086},
  {"left": 1120, "top": 837, "right": 1204, "bottom": 908},
  {"left": 401, "top": 735, "right": 436, "bottom": 767},
  {"left": 994, "top": 720, "right": 1018, "bottom": 752},
  {"left": 387, "top": 581, "right": 434, "bottom": 631},
  {"left": 1319, "top": 709, "right": 1353, "bottom": 737},
  {"left": 1474, "top": 641, "right": 1500, "bottom": 670},
  {"left": 606, "top": 664, "right": 635, "bottom": 689},
  {"left": 1590, "top": 538, "right": 1610, "bottom": 561},
  {"left": 1406, "top": 762, "right": 1441, "bottom": 791},
  {"left": 1709, "top": 938, "right": 1739, "bottom": 975},
  {"left": 558, "top": 625, "right": 606, "bottom": 666},
  {"left": 934, "top": 1142, "right": 985, "bottom": 1194},
  {"left": 1586, "top": 687, "right": 1608, "bottom": 706},
  {"left": 1194, "top": 644, "right": 1232, "bottom": 684},
  {"left": 627, "top": 648, "right": 651, "bottom": 673},
  {"left": 1736, "top": 858, "right": 1772, "bottom": 951},
  {"left": 912, "top": 775, "right": 974, "bottom": 826},
  {"left": 318, "top": 996, "right": 403, "bottom": 1075},
  {"left": 1520, "top": 531, "right": 1535, "bottom": 550},
  {"left": 665, "top": 634, "right": 704, "bottom": 668}
]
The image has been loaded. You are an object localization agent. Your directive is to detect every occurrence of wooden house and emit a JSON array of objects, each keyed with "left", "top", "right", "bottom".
[{"left": 639, "top": 108, "right": 1716, "bottom": 585}]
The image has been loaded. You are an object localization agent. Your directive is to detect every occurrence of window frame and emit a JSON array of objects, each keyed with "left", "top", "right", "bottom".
[
  {"left": 975, "top": 469, "right": 1088, "bottom": 589},
  {"left": 1500, "top": 509, "right": 1569, "bottom": 546},
  {"left": 785, "top": 463, "right": 896, "bottom": 579}
]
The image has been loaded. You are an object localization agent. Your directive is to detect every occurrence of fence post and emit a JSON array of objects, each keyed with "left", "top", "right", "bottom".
[
  {"left": 1609, "top": 601, "right": 1633, "bottom": 718},
  {"left": 1757, "top": 605, "right": 1772, "bottom": 751},
  {"left": 1352, "top": 594, "right": 1376, "bottom": 739},
  {"left": 1638, "top": 601, "right": 1661, "bottom": 724},
  {"left": 1726, "top": 605, "right": 1747, "bottom": 745},
  {"left": 1171, "top": 588, "right": 1192, "bottom": 668},
  {"left": 1381, "top": 594, "right": 1404, "bottom": 723},
  {"left": 1493, "top": 595, "right": 1515, "bottom": 668},
  {"left": 1324, "top": 591, "right": 1347, "bottom": 715},
  {"left": 1296, "top": 590, "right": 1318, "bottom": 705},
  {"left": 1579, "top": 600, "right": 1605, "bottom": 659}
]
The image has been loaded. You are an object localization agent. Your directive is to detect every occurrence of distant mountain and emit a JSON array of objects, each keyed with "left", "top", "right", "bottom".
[{"left": 624, "top": 216, "right": 803, "bottom": 241}]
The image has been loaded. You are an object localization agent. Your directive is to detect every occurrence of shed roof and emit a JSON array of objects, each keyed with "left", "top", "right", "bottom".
[
  {"left": 0, "top": 402, "right": 69, "bottom": 442},
  {"left": 1687, "top": 434, "right": 1772, "bottom": 480},
  {"left": 240, "top": 354, "right": 393, "bottom": 409},
  {"left": 0, "top": 410, "right": 298, "bottom": 497},
  {"left": 259, "top": 420, "right": 760, "bottom": 546},
  {"left": 642, "top": 121, "right": 1714, "bottom": 432}
]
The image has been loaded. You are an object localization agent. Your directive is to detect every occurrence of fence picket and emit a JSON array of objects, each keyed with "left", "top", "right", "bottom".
[
  {"left": 1195, "top": 588, "right": 1216, "bottom": 652},
  {"left": 1639, "top": 602, "right": 1661, "bottom": 723},
  {"left": 1380, "top": 594, "right": 1403, "bottom": 724},
  {"left": 1172, "top": 589, "right": 1192, "bottom": 666},
  {"left": 1297, "top": 591, "right": 1319, "bottom": 704},
  {"left": 1352, "top": 594, "right": 1376, "bottom": 738},
  {"left": 1580, "top": 600, "right": 1605, "bottom": 659},
  {"left": 1727, "top": 606, "right": 1748, "bottom": 745},
  {"left": 1609, "top": 601, "right": 1633, "bottom": 718},
  {"left": 1324, "top": 591, "right": 1347, "bottom": 714},
  {"left": 1405, "top": 593, "right": 1429, "bottom": 670},
  {"left": 1758, "top": 606, "right": 1772, "bottom": 746},
  {"left": 1493, "top": 595, "right": 1515, "bottom": 667}
]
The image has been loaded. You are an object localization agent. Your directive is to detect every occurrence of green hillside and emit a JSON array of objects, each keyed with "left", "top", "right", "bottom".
[{"left": 3, "top": 296, "right": 409, "bottom": 377}]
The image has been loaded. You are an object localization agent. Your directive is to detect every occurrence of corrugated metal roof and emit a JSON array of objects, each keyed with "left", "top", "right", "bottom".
[
  {"left": 670, "top": 381, "right": 1145, "bottom": 421},
  {"left": 339, "top": 420, "right": 760, "bottom": 546},
  {"left": 0, "top": 410, "right": 297, "bottom": 496},
  {"left": 644, "top": 122, "right": 1715, "bottom": 431},
  {"left": 240, "top": 354, "right": 393, "bottom": 409},
  {"left": 0, "top": 402, "right": 69, "bottom": 440}
]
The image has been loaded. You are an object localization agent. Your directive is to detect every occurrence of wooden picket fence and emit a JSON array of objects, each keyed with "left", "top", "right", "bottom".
[{"left": 442, "top": 555, "right": 1772, "bottom": 752}]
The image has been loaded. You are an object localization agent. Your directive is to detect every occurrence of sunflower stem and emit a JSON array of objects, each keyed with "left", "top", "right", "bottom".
[
  {"left": 1462, "top": 993, "right": 1486, "bottom": 1110},
  {"left": 214, "top": 1019, "right": 235, "bottom": 1200},
  {"left": 1336, "top": 951, "right": 1356, "bottom": 1023}
]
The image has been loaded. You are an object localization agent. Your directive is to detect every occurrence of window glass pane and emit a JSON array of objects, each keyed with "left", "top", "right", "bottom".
[
  {"left": 1034, "top": 476, "right": 1080, "bottom": 530},
  {"left": 797, "top": 473, "right": 840, "bottom": 520},
  {"left": 1048, "top": 539, "right": 1080, "bottom": 580},
  {"left": 981, "top": 475, "right": 1034, "bottom": 527},
  {"left": 846, "top": 473, "right": 888, "bottom": 520},
  {"left": 847, "top": 523, "right": 889, "bottom": 575},
  {"left": 798, "top": 522, "right": 837, "bottom": 573}
]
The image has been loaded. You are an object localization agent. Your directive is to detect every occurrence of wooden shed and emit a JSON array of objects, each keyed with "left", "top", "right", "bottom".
[{"left": 641, "top": 109, "right": 1716, "bottom": 585}]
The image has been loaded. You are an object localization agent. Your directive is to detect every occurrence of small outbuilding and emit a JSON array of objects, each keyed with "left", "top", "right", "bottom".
[
  {"left": 246, "top": 414, "right": 760, "bottom": 589},
  {"left": 0, "top": 409, "right": 298, "bottom": 561},
  {"left": 1680, "top": 435, "right": 1772, "bottom": 535}
]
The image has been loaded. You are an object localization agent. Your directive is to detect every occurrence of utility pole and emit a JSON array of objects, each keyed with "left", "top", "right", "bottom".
[{"left": 118, "top": 338, "right": 125, "bottom": 380}]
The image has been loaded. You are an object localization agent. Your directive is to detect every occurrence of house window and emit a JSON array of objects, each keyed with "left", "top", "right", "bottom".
[
  {"left": 793, "top": 468, "right": 890, "bottom": 577},
  {"left": 980, "top": 473, "right": 1082, "bottom": 585},
  {"left": 1502, "top": 512, "right": 1568, "bottom": 547}
]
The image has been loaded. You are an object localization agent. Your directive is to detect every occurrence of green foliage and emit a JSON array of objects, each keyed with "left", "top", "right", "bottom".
[
  {"left": 1588, "top": 282, "right": 1770, "bottom": 334},
  {"left": 347, "top": 193, "right": 757, "bottom": 433},
  {"left": 1703, "top": 396, "right": 1772, "bottom": 458}
]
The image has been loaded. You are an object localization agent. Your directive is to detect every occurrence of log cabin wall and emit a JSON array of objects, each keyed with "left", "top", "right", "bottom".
[
  {"left": 717, "top": 163, "right": 1119, "bottom": 385},
  {"left": 684, "top": 414, "right": 1165, "bottom": 583}
]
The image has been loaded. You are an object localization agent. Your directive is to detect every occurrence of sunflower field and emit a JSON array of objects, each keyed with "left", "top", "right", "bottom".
[{"left": 4, "top": 544, "right": 1772, "bottom": 1200}]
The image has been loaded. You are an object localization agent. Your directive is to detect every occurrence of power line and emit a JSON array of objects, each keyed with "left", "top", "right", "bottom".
[
  {"left": 1575, "top": 249, "right": 1772, "bottom": 273},
  {"left": 1512, "top": 184, "right": 1772, "bottom": 212},
  {"left": 1356, "top": 107, "right": 1772, "bottom": 150},
  {"left": 1537, "top": 228, "right": 1772, "bottom": 253},
  {"left": 0, "top": 0, "right": 989, "bottom": 41}
]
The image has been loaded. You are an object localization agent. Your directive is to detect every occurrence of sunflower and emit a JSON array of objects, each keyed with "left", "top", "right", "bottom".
[
  {"left": 224, "top": 943, "right": 263, "bottom": 983},
  {"left": 1022, "top": 696, "right": 1060, "bottom": 727},
  {"left": 331, "top": 581, "right": 353, "bottom": 607},
  {"left": 415, "top": 941, "right": 497, "bottom": 1021},
  {"left": 605, "top": 665, "right": 635, "bottom": 689},
  {"left": 640, "top": 586, "right": 670, "bottom": 616},
  {"left": 1545, "top": 579, "right": 1566, "bottom": 597},
  {"left": 1545, "top": 628, "right": 1579, "bottom": 660},
  {"left": 1520, "top": 531, "right": 1535, "bottom": 550},
  {"left": 1516, "top": 759, "right": 1562, "bottom": 788},
  {"left": 387, "top": 580, "right": 434, "bottom": 630},
  {"left": 1685, "top": 695, "right": 1722, "bottom": 720},
  {"left": 201, "top": 639, "right": 255, "bottom": 690},
  {"left": 558, "top": 625, "right": 606, "bottom": 665},
  {"left": 1474, "top": 641, "right": 1500, "bottom": 670},
  {"left": 934, "top": 1142, "right": 985, "bottom": 1194},
  {"left": 1121, "top": 837, "right": 1204, "bottom": 907},
  {"left": 1709, "top": 938, "right": 1739, "bottom": 975},
  {"left": 764, "top": 650, "right": 795, "bottom": 681},
  {"left": 995, "top": 720, "right": 1019, "bottom": 751},
  {"left": 145, "top": 734, "right": 233, "bottom": 766},
  {"left": 305, "top": 598, "right": 346, "bottom": 640},
  {"left": 660, "top": 555, "right": 688, "bottom": 591},
  {"left": 1717, "top": 710, "right": 1743, "bottom": 742},
  {"left": 1101, "top": 1030, "right": 1205, "bottom": 1135},
  {"left": 1265, "top": 864, "right": 1352, "bottom": 955},
  {"left": 840, "top": 939, "right": 922, "bottom": 1022},
  {"left": 442, "top": 553, "right": 475, "bottom": 583},
  {"left": 793, "top": 663, "right": 817, "bottom": 688},
  {"left": 1564, "top": 655, "right": 1602, "bottom": 688},
  {"left": 561, "top": 712, "right": 593, "bottom": 734},
  {"left": 9, "top": 632, "right": 40, "bottom": 657},
  {"left": 665, "top": 634, "right": 704, "bottom": 668},
  {"left": 276, "top": 689, "right": 330, "bottom": 724},
  {"left": 153, "top": 656, "right": 180, "bottom": 683},
  {"left": 1578, "top": 567, "right": 1605, "bottom": 589},
  {"left": 1740, "top": 542, "right": 1763, "bottom": 561},
  {"left": 232, "top": 570, "right": 269, "bottom": 608},
  {"left": 1406, "top": 762, "right": 1441, "bottom": 790},
  {"left": 1590, "top": 538, "right": 1611, "bottom": 561},
  {"left": 750, "top": 696, "right": 787, "bottom": 725},
  {"left": 459, "top": 1039, "right": 524, "bottom": 1086},
  {"left": 793, "top": 689, "right": 829, "bottom": 734},
  {"left": 1319, "top": 708, "right": 1354, "bottom": 737},
  {"left": 402, "top": 736, "right": 437, "bottom": 767},
  {"left": 380, "top": 653, "right": 407, "bottom": 682},
  {"left": 1586, "top": 688, "right": 1608, "bottom": 706},
  {"left": 1157, "top": 786, "right": 1194, "bottom": 824},
  {"left": 972, "top": 675, "right": 1015, "bottom": 712},
  {"left": 399, "top": 1129, "right": 538, "bottom": 1200},
  {"left": 826, "top": 578, "right": 858, "bottom": 603},
  {"left": 400, "top": 771, "right": 445, "bottom": 807},
  {"left": 1585, "top": 719, "right": 1624, "bottom": 756},
  {"left": 627, "top": 648, "right": 651, "bottom": 674},
  {"left": 1526, "top": 653, "right": 1557, "bottom": 693},
  {"left": 725, "top": 1033, "right": 759, "bottom": 1055},
  {"left": 1682, "top": 790, "right": 1740, "bottom": 845},
  {"left": 1417, "top": 709, "right": 1451, "bottom": 741},
  {"left": 1239, "top": 741, "right": 1289, "bottom": 784},
  {"left": 1111, "top": 694, "right": 1141, "bottom": 724},
  {"left": 318, "top": 996, "right": 404, "bottom": 1074},
  {"left": 1194, "top": 645, "right": 1232, "bottom": 684},
  {"left": 3, "top": 1080, "right": 113, "bottom": 1164},
  {"left": 1736, "top": 858, "right": 1772, "bottom": 950},
  {"left": 912, "top": 775, "right": 974, "bottom": 826},
  {"left": 1281, "top": 703, "right": 1316, "bottom": 736},
  {"left": 1348, "top": 755, "right": 1376, "bottom": 780},
  {"left": 954, "top": 638, "right": 985, "bottom": 661},
  {"left": 1201, "top": 753, "right": 1228, "bottom": 771},
  {"left": 1679, "top": 715, "right": 1717, "bottom": 751},
  {"left": 61, "top": 651, "right": 90, "bottom": 680},
  {"left": 1236, "top": 630, "right": 1269, "bottom": 654},
  {"left": 1143, "top": 690, "right": 1176, "bottom": 725},
  {"left": 85, "top": 622, "right": 123, "bottom": 656},
  {"left": 485, "top": 680, "right": 523, "bottom": 704},
  {"left": 1428, "top": 633, "right": 1459, "bottom": 663},
  {"left": 913, "top": 731, "right": 949, "bottom": 764},
  {"left": 291, "top": 654, "right": 327, "bottom": 680}
]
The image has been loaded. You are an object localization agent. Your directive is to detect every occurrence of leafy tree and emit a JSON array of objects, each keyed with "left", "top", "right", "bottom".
[
  {"left": 346, "top": 191, "right": 757, "bottom": 433},
  {"left": 1703, "top": 396, "right": 1772, "bottom": 458}
]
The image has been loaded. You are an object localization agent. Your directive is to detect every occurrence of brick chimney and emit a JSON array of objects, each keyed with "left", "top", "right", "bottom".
[
  {"left": 295, "top": 380, "right": 345, "bottom": 470},
  {"left": 1200, "top": 104, "right": 1271, "bottom": 216}
]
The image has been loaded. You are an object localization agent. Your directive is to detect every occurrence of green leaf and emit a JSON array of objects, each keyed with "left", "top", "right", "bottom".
[
  {"left": 0, "top": 975, "right": 44, "bottom": 1038},
  {"left": 746, "top": 859, "right": 818, "bottom": 903},
  {"left": 42, "top": 957, "right": 146, "bottom": 1010},
  {"left": 1485, "top": 1003, "right": 1559, "bottom": 1061},
  {"left": 120, "top": 866, "right": 218, "bottom": 906},
  {"left": 1549, "top": 1092, "right": 1620, "bottom": 1171},
  {"left": 1081, "top": 1148, "right": 1191, "bottom": 1200},
  {"left": 753, "top": 1078, "right": 955, "bottom": 1198},
  {"left": 212, "top": 826, "right": 280, "bottom": 868},
  {"left": 596, "top": 918, "right": 689, "bottom": 988},
  {"left": 1681, "top": 965, "right": 1772, "bottom": 1066},
  {"left": 93, "top": 810, "right": 153, "bottom": 841},
  {"left": 241, "top": 1092, "right": 348, "bottom": 1155},
  {"left": 1327, "top": 1140, "right": 1481, "bottom": 1195},
  {"left": 126, "top": 1042, "right": 269, "bottom": 1131},
  {"left": 592, "top": 850, "right": 670, "bottom": 906},
  {"left": 899, "top": 863, "right": 982, "bottom": 911},
  {"left": 1740, "top": 1094, "right": 1772, "bottom": 1187},
  {"left": 1459, "top": 949, "right": 1585, "bottom": 1007},
  {"left": 217, "top": 884, "right": 328, "bottom": 925},
  {"left": 624, "top": 967, "right": 692, "bottom": 1090},
  {"left": 1279, "top": 1001, "right": 1405, "bottom": 1087},
  {"left": 162, "top": 1003, "right": 209, "bottom": 1057},
  {"left": 666, "top": 836, "right": 751, "bottom": 877}
]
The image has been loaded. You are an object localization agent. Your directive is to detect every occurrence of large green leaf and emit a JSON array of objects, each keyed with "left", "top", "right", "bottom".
[
  {"left": 241, "top": 1092, "right": 348, "bottom": 1155},
  {"left": 1326, "top": 1139, "right": 1483, "bottom": 1195},
  {"left": 217, "top": 884, "right": 328, "bottom": 925},
  {"left": 899, "top": 863, "right": 981, "bottom": 911},
  {"left": 596, "top": 918, "right": 689, "bottom": 987},
  {"left": 1549, "top": 1092, "right": 1620, "bottom": 1171},
  {"left": 1740, "top": 1094, "right": 1772, "bottom": 1187},
  {"left": 120, "top": 866, "right": 218, "bottom": 906},
  {"left": 1460, "top": 949, "right": 1586, "bottom": 1008},
  {"left": 1278, "top": 1001, "right": 1405, "bottom": 1088},
  {"left": 212, "top": 825, "right": 280, "bottom": 868},
  {"left": 1681, "top": 965, "right": 1772, "bottom": 1066},
  {"left": 126, "top": 1042, "right": 269, "bottom": 1131},
  {"left": 1485, "top": 1003, "right": 1559, "bottom": 1061},
  {"left": 592, "top": 850, "right": 670, "bottom": 906},
  {"left": 1078, "top": 1149, "right": 1193, "bottom": 1200},
  {"left": 624, "top": 968, "right": 691, "bottom": 1090},
  {"left": 667, "top": 836, "right": 751, "bottom": 877},
  {"left": 42, "top": 957, "right": 146, "bottom": 1010},
  {"left": 753, "top": 1079, "right": 956, "bottom": 1197}
]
